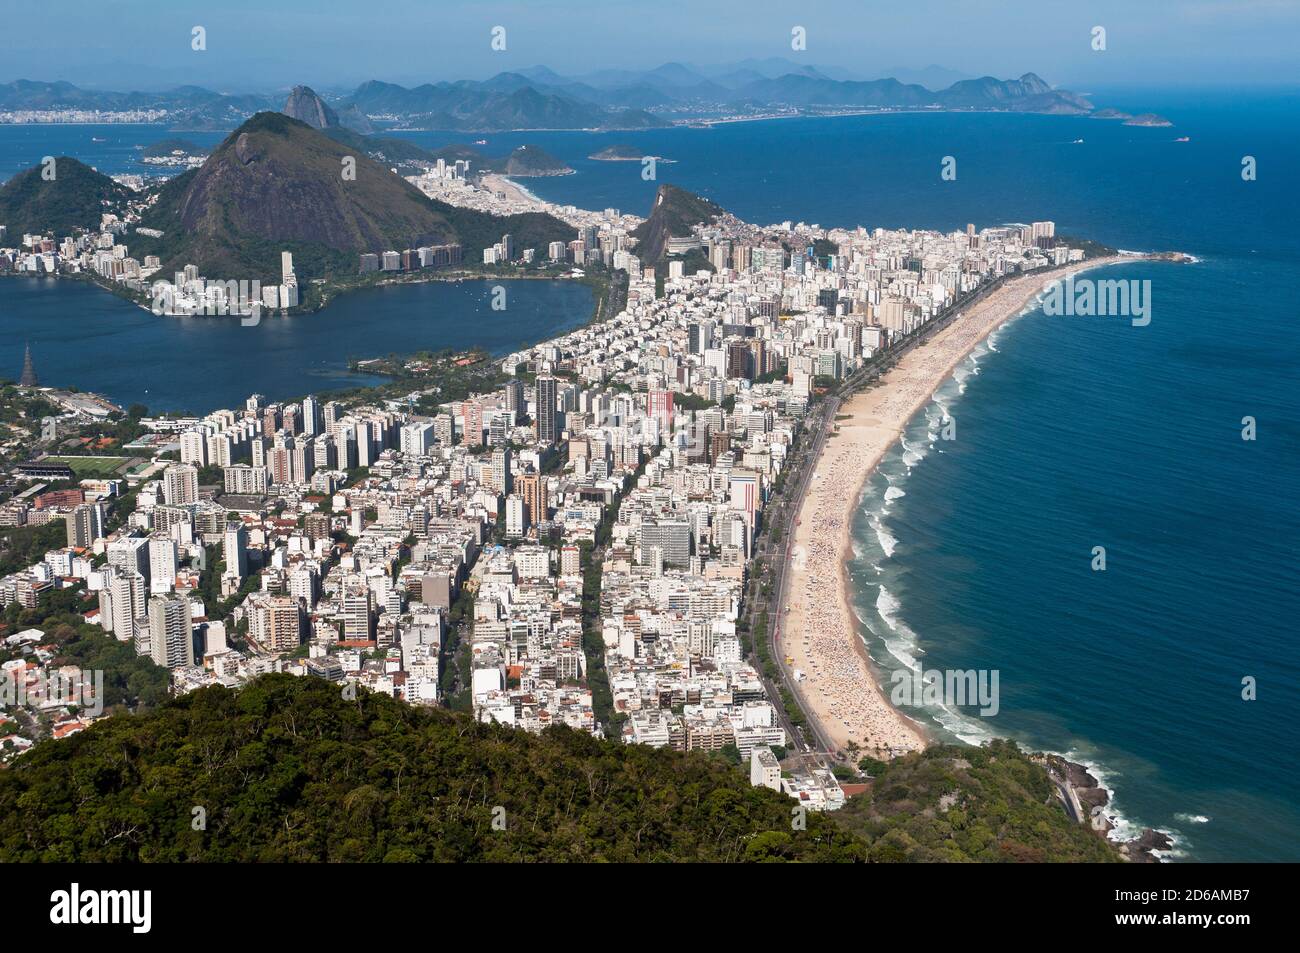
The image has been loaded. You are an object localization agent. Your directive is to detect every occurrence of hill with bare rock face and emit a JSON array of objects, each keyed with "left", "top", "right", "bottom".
[
  {"left": 283, "top": 84, "right": 375, "bottom": 134},
  {"left": 133, "top": 112, "right": 573, "bottom": 285},
  {"left": 282, "top": 85, "right": 340, "bottom": 130},
  {"left": 630, "top": 183, "right": 725, "bottom": 262}
]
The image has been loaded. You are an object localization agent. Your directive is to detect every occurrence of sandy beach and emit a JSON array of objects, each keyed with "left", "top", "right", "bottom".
[
  {"left": 480, "top": 173, "right": 544, "bottom": 205},
  {"left": 778, "top": 256, "right": 1141, "bottom": 759}
]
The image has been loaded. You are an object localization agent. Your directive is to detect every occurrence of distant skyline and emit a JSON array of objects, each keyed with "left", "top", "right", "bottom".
[{"left": 5, "top": 0, "right": 1300, "bottom": 93}]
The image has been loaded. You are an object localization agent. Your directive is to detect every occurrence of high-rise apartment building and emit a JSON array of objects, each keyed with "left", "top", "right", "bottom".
[
  {"left": 148, "top": 593, "right": 193, "bottom": 669},
  {"left": 535, "top": 376, "right": 559, "bottom": 444},
  {"left": 66, "top": 501, "right": 105, "bottom": 548},
  {"left": 163, "top": 464, "right": 199, "bottom": 505}
]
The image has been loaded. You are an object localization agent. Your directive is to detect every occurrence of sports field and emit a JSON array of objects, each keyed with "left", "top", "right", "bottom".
[{"left": 41, "top": 455, "right": 129, "bottom": 477}]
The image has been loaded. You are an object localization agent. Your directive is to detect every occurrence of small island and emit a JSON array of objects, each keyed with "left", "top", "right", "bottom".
[
  {"left": 140, "top": 138, "right": 208, "bottom": 159},
  {"left": 497, "top": 145, "right": 574, "bottom": 176},
  {"left": 139, "top": 138, "right": 210, "bottom": 169},
  {"left": 589, "top": 144, "right": 675, "bottom": 162},
  {"left": 1092, "top": 108, "right": 1173, "bottom": 127},
  {"left": 1123, "top": 113, "right": 1175, "bottom": 127}
]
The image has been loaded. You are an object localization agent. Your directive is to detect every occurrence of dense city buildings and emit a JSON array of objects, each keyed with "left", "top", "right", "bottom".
[{"left": 3, "top": 177, "right": 1074, "bottom": 805}]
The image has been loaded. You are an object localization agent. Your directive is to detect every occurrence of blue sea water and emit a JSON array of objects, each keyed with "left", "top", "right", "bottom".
[
  {"left": 0, "top": 124, "right": 227, "bottom": 183},
  {"left": 850, "top": 252, "right": 1300, "bottom": 862},
  {"left": 469, "top": 92, "right": 1299, "bottom": 861},
  {"left": 1, "top": 90, "right": 1296, "bottom": 859}
]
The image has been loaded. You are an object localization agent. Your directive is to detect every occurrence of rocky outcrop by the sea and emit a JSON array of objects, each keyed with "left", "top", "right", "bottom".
[{"left": 1041, "top": 754, "right": 1174, "bottom": 863}]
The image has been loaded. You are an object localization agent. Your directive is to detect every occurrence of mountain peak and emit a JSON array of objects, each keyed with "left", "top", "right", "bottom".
[
  {"left": 1018, "top": 72, "right": 1052, "bottom": 93},
  {"left": 631, "top": 184, "right": 726, "bottom": 261},
  {"left": 282, "top": 84, "right": 339, "bottom": 130},
  {"left": 133, "top": 113, "right": 574, "bottom": 287}
]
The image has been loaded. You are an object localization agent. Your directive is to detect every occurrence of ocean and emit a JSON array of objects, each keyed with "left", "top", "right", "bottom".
[
  {"left": 1, "top": 88, "right": 1296, "bottom": 859},
  {"left": 501, "top": 91, "right": 1300, "bottom": 861}
]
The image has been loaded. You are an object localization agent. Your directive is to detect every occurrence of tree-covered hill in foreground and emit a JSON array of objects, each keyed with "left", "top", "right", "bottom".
[
  {"left": 0, "top": 675, "right": 860, "bottom": 862},
  {"left": 0, "top": 674, "right": 1121, "bottom": 862}
]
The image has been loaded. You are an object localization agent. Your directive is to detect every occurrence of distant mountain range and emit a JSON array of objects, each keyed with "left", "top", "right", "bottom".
[
  {"left": 279, "top": 86, "right": 572, "bottom": 175},
  {"left": 0, "top": 80, "right": 277, "bottom": 127},
  {"left": 0, "top": 64, "right": 1161, "bottom": 131},
  {"left": 337, "top": 79, "right": 659, "bottom": 130}
]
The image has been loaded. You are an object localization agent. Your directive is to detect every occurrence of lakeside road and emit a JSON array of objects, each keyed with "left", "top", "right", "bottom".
[{"left": 777, "top": 255, "right": 1144, "bottom": 759}]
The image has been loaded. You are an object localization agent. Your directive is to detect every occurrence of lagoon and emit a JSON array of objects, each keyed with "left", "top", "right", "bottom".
[{"left": 0, "top": 276, "right": 593, "bottom": 413}]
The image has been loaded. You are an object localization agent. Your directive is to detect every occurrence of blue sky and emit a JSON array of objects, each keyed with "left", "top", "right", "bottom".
[{"left": 4, "top": 0, "right": 1299, "bottom": 91}]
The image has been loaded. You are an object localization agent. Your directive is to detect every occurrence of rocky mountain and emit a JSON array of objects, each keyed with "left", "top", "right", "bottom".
[
  {"left": 282, "top": 85, "right": 374, "bottom": 134},
  {"left": 935, "top": 72, "right": 1092, "bottom": 112},
  {"left": 337, "top": 103, "right": 375, "bottom": 134},
  {"left": 132, "top": 112, "right": 572, "bottom": 282},
  {"left": 631, "top": 184, "right": 725, "bottom": 262},
  {"left": 0, "top": 156, "right": 131, "bottom": 237},
  {"left": 282, "top": 84, "right": 339, "bottom": 129}
]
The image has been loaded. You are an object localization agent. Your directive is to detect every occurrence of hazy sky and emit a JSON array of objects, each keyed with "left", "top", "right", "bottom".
[{"left": 4, "top": 0, "right": 1299, "bottom": 92}]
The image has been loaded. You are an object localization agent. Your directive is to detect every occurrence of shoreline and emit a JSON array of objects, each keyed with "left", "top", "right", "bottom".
[
  {"left": 779, "top": 255, "right": 1150, "bottom": 760},
  {"left": 1, "top": 265, "right": 595, "bottom": 319},
  {"left": 479, "top": 173, "right": 545, "bottom": 205}
]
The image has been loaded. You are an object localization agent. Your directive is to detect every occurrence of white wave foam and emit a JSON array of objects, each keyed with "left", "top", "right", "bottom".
[
  {"left": 874, "top": 585, "right": 923, "bottom": 665},
  {"left": 870, "top": 514, "right": 897, "bottom": 557},
  {"left": 900, "top": 435, "right": 928, "bottom": 466},
  {"left": 871, "top": 587, "right": 995, "bottom": 744},
  {"left": 932, "top": 705, "right": 996, "bottom": 746},
  {"left": 884, "top": 486, "right": 905, "bottom": 501},
  {"left": 1175, "top": 813, "right": 1211, "bottom": 824}
]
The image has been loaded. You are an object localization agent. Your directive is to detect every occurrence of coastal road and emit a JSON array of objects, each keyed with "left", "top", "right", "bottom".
[
  {"left": 765, "top": 395, "right": 839, "bottom": 756},
  {"left": 742, "top": 396, "right": 838, "bottom": 755}
]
